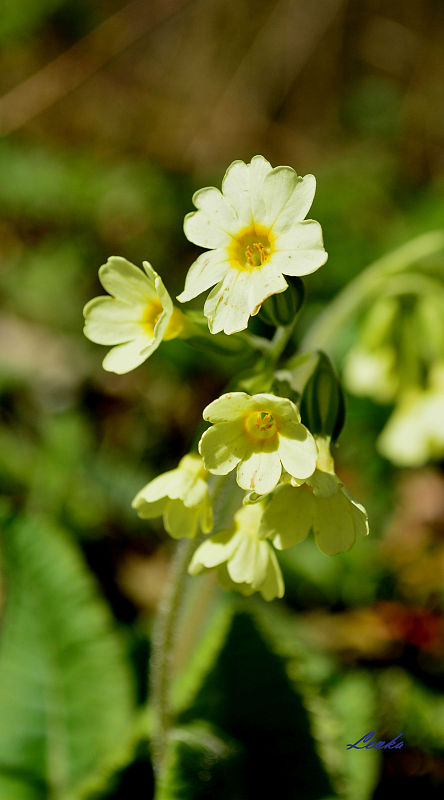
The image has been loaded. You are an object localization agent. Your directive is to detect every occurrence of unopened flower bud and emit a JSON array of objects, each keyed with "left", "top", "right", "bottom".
[{"left": 300, "top": 351, "right": 345, "bottom": 441}]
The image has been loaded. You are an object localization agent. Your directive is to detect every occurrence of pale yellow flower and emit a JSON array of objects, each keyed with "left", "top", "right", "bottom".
[
  {"left": 378, "top": 364, "right": 444, "bottom": 466},
  {"left": 83, "top": 256, "right": 184, "bottom": 374},
  {"left": 189, "top": 503, "right": 284, "bottom": 601},
  {"left": 198, "top": 392, "right": 317, "bottom": 495},
  {"left": 132, "top": 454, "right": 212, "bottom": 539},
  {"left": 178, "top": 155, "right": 327, "bottom": 334},
  {"left": 261, "top": 438, "right": 368, "bottom": 555}
]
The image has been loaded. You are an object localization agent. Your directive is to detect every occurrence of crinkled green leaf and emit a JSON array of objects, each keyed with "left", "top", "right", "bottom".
[{"left": 0, "top": 514, "right": 134, "bottom": 799}]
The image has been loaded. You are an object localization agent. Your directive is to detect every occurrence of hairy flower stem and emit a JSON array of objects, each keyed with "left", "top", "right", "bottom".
[
  {"left": 149, "top": 536, "right": 199, "bottom": 779},
  {"left": 149, "top": 475, "right": 236, "bottom": 785},
  {"left": 263, "top": 321, "right": 297, "bottom": 370},
  {"left": 301, "top": 230, "right": 444, "bottom": 352}
]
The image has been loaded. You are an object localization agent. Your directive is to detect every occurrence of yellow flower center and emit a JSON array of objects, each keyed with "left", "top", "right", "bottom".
[
  {"left": 227, "top": 224, "right": 275, "bottom": 271},
  {"left": 244, "top": 410, "right": 278, "bottom": 442},
  {"left": 142, "top": 302, "right": 184, "bottom": 340},
  {"left": 142, "top": 300, "right": 163, "bottom": 335}
]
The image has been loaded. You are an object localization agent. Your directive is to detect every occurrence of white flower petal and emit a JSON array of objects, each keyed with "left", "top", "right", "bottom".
[
  {"left": 221, "top": 159, "right": 252, "bottom": 227},
  {"left": 152, "top": 269, "right": 173, "bottom": 313},
  {"left": 341, "top": 487, "right": 369, "bottom": 538},
  {"left": 184, "top": 210, "right": 232, "bottom": 249},
  {"left": 98, "top": 256, "right": 156, "bottom": 304},
  {"left": 216, "top": 565, "right": 255, "bottom": 595},
  {"left": 221, "top": 156, "right": 272, "bottom": 226},
  {"left": 189, "top": 529, "right": 239, "bottom": 573},
  {"left": 276, "top": 219, "right": 325, "bottom": 251},
  {"left": 199, "top": 420, "right": 250, "bottom": 474},
  {"left": 261, "top": 484, "right": 312, "bottom": 549},
  {"left": 177, "top": 249, "right": 230, "bottom": 303},
  {"left": 192, "top": 186, "right": 238, "bottom": 233},
  {"left": 313, "top": 491, "right": 357, "bottom": 555},
  {"left": 164, "top": 499, "right": 199, "bottom": 539},
  {"left": 132, "top": 471, "right": 176, "bottom": 507},
  {"left": 248, "top": 155, "right": 273, "bottom": 219},
  {"left": 204, "top": 270, "right": 252, "bottom": 334},
  {"left": 258, "top": 546, "right": 285, "bottom": 600},
  {"left": 102, "top": 337, "right": 155, "bottom": 374},
  {"left": 272, "top": 174, "right": 316, "bottom": 232},
  {"left": 132, "top": 493, "right": 166, "bottom": 519},
  {"left": 261, "top": 166, "right": 298, "bottom": 227},
  {"left": 236, "top": 448, "right": 282, "bottom": 494},
  {"left": 271, "top": 247, "right": 327, "bottom": 277},
  {"left": 246, "top": 264, "right": 288, "bottom": 315},
  {"left": 83, "top": 297, "right": 144, "bottom": 344},
  {"left": 226, "top": 532, "right": 258, "bottom": 584},
  {"left": 249, "top": 537, "right": 271, "bottom": 588},
  {"left": 202, "top": 392, "right": 252, "bottom": 423},
  {"left": 278, "top": 425, "right": 317, "bottom": 480}
]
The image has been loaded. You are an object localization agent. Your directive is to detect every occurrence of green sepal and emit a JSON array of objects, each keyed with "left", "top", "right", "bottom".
[
  {"left": 271, "top": 373, "right": 300, "bottom": 405},
  {"left": 300, "top": 351, "right": 346, "bottom": 441},
  {"left": 183, "top": 312, "right": 253, "bottom": 357},
  {"left": 229, "top": 358, "right": 274, "bottom": 394},
  {"left": 259, "top": 278, "right": 305, "bottom": 327}
]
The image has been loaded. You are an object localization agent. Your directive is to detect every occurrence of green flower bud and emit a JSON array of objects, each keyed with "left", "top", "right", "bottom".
[
  {"left": 300, "top": 351, "right": 346, "bottom": 441},
  {"left": 259, "top": 278, "right": 305, "bottom": 327}
]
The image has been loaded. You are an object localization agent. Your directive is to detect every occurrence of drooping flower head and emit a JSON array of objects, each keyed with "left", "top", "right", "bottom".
[
  {"left": 199, "top": 391, "right": 317, "bottom": 495},
  {"left": 261, "top": 437, "right": 369, "bottom": 555},
  {"left": 83, "top": 256, "right": 184, "bottom": 374},
  {"left": 189, "top": 503, "right": 284, "bottom": 601},
  {"left": 377, "top": 363, "right": 444, "bottom": 466},
  {"left": 178, "top": 156, "right": 327, "bottom": 334},
  {"left": 132, "top": 454, "right": 213, "bottom": 539}
]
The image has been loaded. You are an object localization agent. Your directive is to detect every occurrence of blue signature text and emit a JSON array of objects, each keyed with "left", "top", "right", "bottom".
[{"left": 346, "top": 731, "right": 404, "bottom": 750}]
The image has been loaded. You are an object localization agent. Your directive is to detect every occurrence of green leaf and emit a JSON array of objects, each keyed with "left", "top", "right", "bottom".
[
  {"left": 157, "top": 722, "right": 242, "bottom": 800},
  {"left": 178, "top": 609, "right": 333, "bottom": 800},
  {"left": 0, "top": 514, "right": 134, "bottom": 799},
  {"left": 379, "top": 668, "right": 444, "bottom": 751},
  {"left": 325, "top": 672, "right": 380, "bottom": 800}
]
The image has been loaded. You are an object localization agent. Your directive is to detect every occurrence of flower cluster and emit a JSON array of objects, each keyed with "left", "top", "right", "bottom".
[
  {"left": 344, "top": 284, "right": 444, "bottom": 466},
  {"left": 83, "top": 155, "right": 369, "bottom": 602}
]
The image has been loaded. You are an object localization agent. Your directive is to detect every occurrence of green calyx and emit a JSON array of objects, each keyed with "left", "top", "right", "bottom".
[
  {"left": 259, "top": 277, "right": 305, "bottom": 327},
  {"left": 300, "top": 351, "right": 346, "bottom": 441}
]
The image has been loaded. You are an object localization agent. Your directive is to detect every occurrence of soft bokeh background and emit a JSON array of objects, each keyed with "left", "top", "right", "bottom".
[{"left": 1, "top": 1, "right": 444, "bottom": 798}]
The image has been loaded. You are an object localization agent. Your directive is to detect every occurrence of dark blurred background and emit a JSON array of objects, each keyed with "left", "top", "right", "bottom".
[{"left": 1, "top": 1, "right": 444, "bottom": 797}]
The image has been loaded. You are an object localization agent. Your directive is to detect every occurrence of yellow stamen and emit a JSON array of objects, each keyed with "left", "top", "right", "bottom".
[
  {"left": 227, "top": 224, "right": 275, "bottom": 271},
  {"left": 244, "top": 410, "right": 278, "bottom": 442}
]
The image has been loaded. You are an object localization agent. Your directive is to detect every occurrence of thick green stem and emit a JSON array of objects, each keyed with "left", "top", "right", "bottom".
[
  {"left": 302, "top": 230, "right": 444, "bottom": 352},
  {"left": 149, "top": 536, "right": 199, "bottom": 778}
]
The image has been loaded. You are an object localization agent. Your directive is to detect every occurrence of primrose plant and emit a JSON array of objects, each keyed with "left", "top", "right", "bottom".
[
  {"left": 84, "top": 155, "right": 368, "bottom": 600},
  {"left": 84, "top": 154, "right": 444, "bottom": 778}
]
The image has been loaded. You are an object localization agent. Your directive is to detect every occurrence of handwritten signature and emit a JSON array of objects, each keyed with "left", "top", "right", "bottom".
[{"left": 346, "top": 732, "right": 404, "bottom": 750}]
